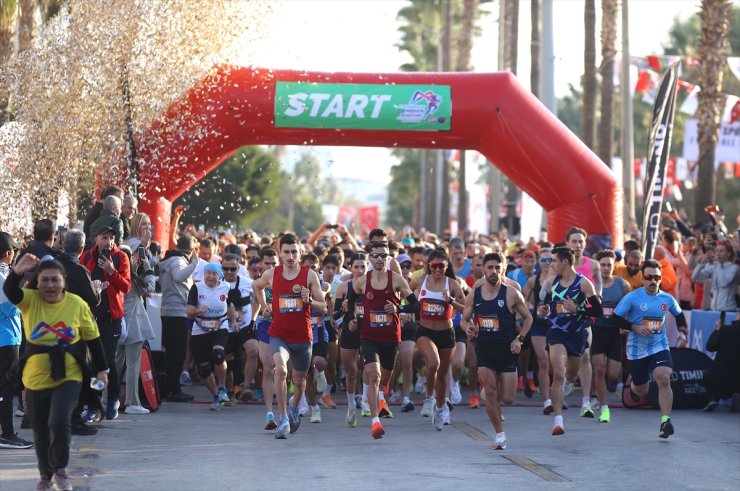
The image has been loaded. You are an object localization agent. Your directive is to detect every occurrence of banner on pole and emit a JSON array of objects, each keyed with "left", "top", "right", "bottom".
[{"left": 641, "top": 63, "right": 680, "bottom": 261}]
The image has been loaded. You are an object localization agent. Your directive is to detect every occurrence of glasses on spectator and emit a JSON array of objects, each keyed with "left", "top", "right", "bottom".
[
  {"left": 401, "top": 263, "right": 412, "bottom": 269},
  {"left": 429, "top": 262, "right": 446, "bottom": 270},
  {"left": 540, "top": 257, "right": 552, "bottom": 263},
  {"left": 643, "top": 274, "right": 661, "bottom": 282},
  {"left": 222, "top": 267, "right": 238, "bottom": 272},
  {"left": 370, "top": 253, "right": 389, "bottom": 259}
]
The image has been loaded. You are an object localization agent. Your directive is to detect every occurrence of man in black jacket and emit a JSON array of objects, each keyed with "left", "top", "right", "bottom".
[
  {"left": 704, "top": 313, "right": 740, "bottom": 413},
  {"left": 83, "top": 185, "right": 123, "bottom": 242},
  {"left": 17, "top": 219, "right": 58, "bottom": 263}
]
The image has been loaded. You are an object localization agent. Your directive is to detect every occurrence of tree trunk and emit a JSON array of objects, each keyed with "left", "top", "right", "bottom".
[
  {"left": 18, "top": 0, "right": 34, "bottom": 52},
  {"left": 597, "top": 0, "right": 618, "bottom": 167},
  {"left": 0, "top": 1, "right": 17, "bottom": 125},
  {"left": 581, "top": 0, "right": 597, "bottom": 150},
  {"left": 456, "top": 0, "right": 477, "bottom": 234},
  {"left": 694, "top": 0, "right": 732, "bottom": 222},
  {"left": 504, "top": 0, "right": 519, "bottom": 74},
  {"left": 439, "top": 0, "right": 453, "bottom": 233},
  {"left": 530, "top": 0, "right": 541, "bottom": 98}
]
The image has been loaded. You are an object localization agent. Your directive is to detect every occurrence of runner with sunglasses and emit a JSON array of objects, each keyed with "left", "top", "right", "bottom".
[
  {"left": 408, "top": 249, "right": 466, "bottom": 430},
  {"left": 537, "top": 246, "right": 602, "bottom": 436},
  {"left": 613, "top": 259, "right": 687, "bottom": 439},
  {"left": 345, "top": 242, "right": 419, "bottom": 439},
  {"left": 524, "top": 248, "right": 556, "bottom": 414}
]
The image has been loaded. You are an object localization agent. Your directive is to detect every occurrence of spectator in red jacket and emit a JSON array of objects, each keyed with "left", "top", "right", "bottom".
[{"left": 80, "top": 225, "right": 131, "bottom": 421}]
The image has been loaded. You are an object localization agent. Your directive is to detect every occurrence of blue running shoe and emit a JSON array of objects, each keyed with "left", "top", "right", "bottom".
[
  {"left": 275, "top": 416, "right": 289, "bottom": 439},
  {"left": 218, "top": 388, "right": 230, "bottom": 404},
  {"left": 288, "top": 402, "right": 301, "bottom": 434},
  {"left": 179, "top": 371, "right": 192, "bottom": 386}
]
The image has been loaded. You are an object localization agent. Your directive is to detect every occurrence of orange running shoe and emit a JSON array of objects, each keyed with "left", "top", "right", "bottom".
[
  {"left": 469, "top": 394, "right": 480, "bottom": 409},
  {"left": 319, "top": 394, "right": 337, "bottom": 409},
  {"left": 371, "top": 421, "right": 385, "bottom": 439},
  {"left": 528, "top": 379, "right": 538, "bottom": 393},
  {"left": 379, "top": 399, "right": 393, "bottom": 418}
]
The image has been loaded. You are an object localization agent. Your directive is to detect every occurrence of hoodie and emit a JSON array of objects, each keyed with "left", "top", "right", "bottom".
[{"left": 159, "top": 250, "right": 198, "bottom": 317}]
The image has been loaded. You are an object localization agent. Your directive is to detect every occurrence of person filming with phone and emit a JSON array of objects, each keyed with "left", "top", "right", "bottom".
[
  {"left": 80, "top": 225, "right": 131, "bottom": 421},
  {"left": 692, "top": 239, "right": 739, "bottom": 312}
]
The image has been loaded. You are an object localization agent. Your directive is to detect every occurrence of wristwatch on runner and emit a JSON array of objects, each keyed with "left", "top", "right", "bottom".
[{"left": 517, "top": 334, "right": 525, "bottom": 343}]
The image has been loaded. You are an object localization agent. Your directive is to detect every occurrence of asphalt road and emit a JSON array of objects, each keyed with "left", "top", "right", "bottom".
[{"left": 2, "top": 385, "right": 739, "bottom": 491}]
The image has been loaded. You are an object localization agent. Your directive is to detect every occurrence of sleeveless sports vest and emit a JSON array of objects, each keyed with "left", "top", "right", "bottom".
[
  {"left": 419, "top": 276, "right": 453, "bottom": 322},
  {"left": 360, "top": 270, "right": 400, "bottom": 343},
  {"left": 268, "top": 265, "right": 312, "bottom": 344},
  {"left": 473, "top": 284, "right": 516, "bottom": 343}
]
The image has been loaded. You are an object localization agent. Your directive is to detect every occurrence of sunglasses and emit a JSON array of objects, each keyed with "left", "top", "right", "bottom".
[
  {"left": 540, "top": 257, "right": 552, "bottom": 263},
  {"left": 401, "top": 263, "right": 412, "bottom": 269},
  {"left": 222, "top": 267, "right": 238, "bottom": 272},
  {"left": 643, "top": 274, "right": 662, "bottom": 282},
  {"left": 429, "top": 263, "right": 446, "bottom": 270},
  {"left": 370, "top": 253, "right": 389, "bottom": 259}
]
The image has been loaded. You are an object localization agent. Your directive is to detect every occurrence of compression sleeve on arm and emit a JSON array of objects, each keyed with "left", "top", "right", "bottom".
[
  {"left": 399, "top": 293, "right": 420, "bottom": 314},
  {"left": 579, "top": 295, "right": 603, "bottom": 317},
  {"left": 613, "top": 314, "right": 631, "bottom": 331},
  {"left": 345, "top": 286, "right": 358, "bottom": 322},
  {"left": 675, "top": 313, "right": 688, "bottom": 330},
  {"left": 543, "top": 291, "right": 552, "bottom": 305},
  {"left": 3, "top": 270, "right": 24, "bottom": 305}
]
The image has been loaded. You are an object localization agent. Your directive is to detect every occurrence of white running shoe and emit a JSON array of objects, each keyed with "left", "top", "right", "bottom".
[
  {"left": 563, "top": 382, "right": 575, "bottom": 397},
  {"left": 389, "top": 390, "right": 402, "bottom": 403},
  {"left": 590, "top": 397, "right": 600, "bottom": 411},
  {"left": 480, "top": 388, "right": 486, "bottom": 400},
  {"left": 492, "top": 432, "right": 507, "bottom": 450},
  {"left": 316, "top": 371, "right": 328, "bottom": 393},
  {"left": 310, "top": 406, "right": 322, "bottom": 423},
  {"left": 299, "top": 394, "right": 309, "bottom": 416},
  {"left": 361, "top": 400, "right": 371, "bottom": 417},
  {"left": 450, "top": 380, "right": 462, "bottom": 405},
  {"left": 442, "top": 403, "right": 451, "bottom": 425},
  {"left": 432, "top": 405, "right": 445, "bottom": 431},
  {"left": 124, "top": 405, "right": 150, "bottom": 415},
  {"left": 415, "top": 376, "right": 426, "bottom": 394},
  {"left": 346, "top": 405, "right": 358, "bottom": 427},
  {"left": 421, "top": 396, "right": 435, "bottom": 417}
]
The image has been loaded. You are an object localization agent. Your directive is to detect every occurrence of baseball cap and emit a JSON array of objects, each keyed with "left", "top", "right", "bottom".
[
  {"left": 0, "top": 232, "right": 21, "bottom": 254},
  {"left": 93, "top": 224, "right": 116, "bottom": 237},
  {"left": 397, "top": 254, "right": 412, "bottom": 265}
]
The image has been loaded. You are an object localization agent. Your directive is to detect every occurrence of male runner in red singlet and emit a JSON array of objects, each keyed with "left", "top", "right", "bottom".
[
  {"left": 345, "top": 242, "right": 419, "bottom": 439},
  {"left": 252, "top": 234, "right": 327, "bottom": 439}
]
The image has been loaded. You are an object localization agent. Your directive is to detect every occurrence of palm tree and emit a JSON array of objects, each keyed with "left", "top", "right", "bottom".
[
  {"left": 598, "top": 0, "right": 618, "bottom": 167},
  {"left": 581, "top": 0, "right": 597, "bottom": 150},
  {"left": 695, "top": 0, "right": 733, "bottom": 221},
  {"left": 456, "top": 0, "right": 479, "bottom": 233},
  {"left": 530, "top": 0, "right": 541, "bottom": 98}
]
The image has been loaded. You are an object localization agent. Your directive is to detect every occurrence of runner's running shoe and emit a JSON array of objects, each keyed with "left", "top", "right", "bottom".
[
  {"left": 659, "top": 419, "right": 674, "bottom": 439},
  {"left": 432, "top": 405, "right": 444, "bottom": 431},
  {"left": 551, "top": 424, "right": 565, "bottom": 436},
  {"left": 491, "top": 432, "right": 507, "bottom": 450},
  {"left": 468, "top": 394, "right": 479, "bottom": 409},
  {"left": 319, "top": 394, "right": 337, "bottom": 409},
  {"left": 275, "top": 415, "right": 289, "bottom": 439},
  {"left": 371, "top": 421, "right": 385, "bottom": 439},
  {"left": 288, "top": 396, "right": 301, "bottom": 433},
  {"left": 543, "top": 399, "right": 554, "bottom": 415},
  {"left": 599, "top": 407, "right": 611, "bottom": 423},
  {"left": 450, "top": 381, "right": 462, "bottom": 405},
  {"left": 580, "top": 404, "right": 595, "bottom": 418},
  {"left": 361, "top": 400, "right": 371, "bottom": 417},
  {"left": 346, "top": 405, "right": 358, "bottom": 427},
  {"left": 264, "top": 411, "right": 277, "bottom": 430},
  {"left": 421, "top": 396, "right": 435, "bottom": 417},
  {"left": 218, "top": 388, "right": 230, "bottom": 404},
  {"left": 310, "top": 406, "right": 322, "bottom": 423},
  {"left": 401, "top": 400, "right": 415, "bottom": 412},
  {"left": 379, "top": 399, "right": 393, "bottom": 419}
]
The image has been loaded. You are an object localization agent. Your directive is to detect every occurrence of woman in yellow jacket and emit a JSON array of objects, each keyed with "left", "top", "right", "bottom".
[{"left": 3, "top": 254, "right": 108, "bottom": 491}]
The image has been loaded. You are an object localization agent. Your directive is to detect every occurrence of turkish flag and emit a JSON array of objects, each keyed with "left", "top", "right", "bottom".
[{"left": 647, "top": 55, "right": 662, "bottom": 71}]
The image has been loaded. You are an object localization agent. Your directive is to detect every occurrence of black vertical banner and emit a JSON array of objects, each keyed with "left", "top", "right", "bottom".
[{"left": 641, "top": 62, "right": 680, "bottom": 261}]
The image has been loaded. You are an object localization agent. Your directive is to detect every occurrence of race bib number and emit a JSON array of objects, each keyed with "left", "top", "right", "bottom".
[
  {"left": 555, "top": 302, "right": 566, "bottom": 314},
  {"left": 199, "top": 319, "right": 219, "bottom": 331},
  {"left": 477, "top": 315, "right": 500, "bottom": 332},
  {"left": 602, "top": 306, "right": 614, "bottom": 318},
  {"left": 369, "top": 310, "right": 392, "bottom": 328},
  {"left": 279, "top": 294, "right": 304, "bottom": 314},
  {"left": 642, "top": 316, "right": 664, "bottom": 333},
  {"left": 422, "top": 299, "right": 447, "bottom": 318},
  {"left": 356, "top": 304, "right": 365, "bottom": 319}
]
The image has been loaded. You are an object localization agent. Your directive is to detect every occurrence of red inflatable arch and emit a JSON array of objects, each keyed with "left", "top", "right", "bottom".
[{"left": 124, "top": 66, "right": 622, "bottom": 247}]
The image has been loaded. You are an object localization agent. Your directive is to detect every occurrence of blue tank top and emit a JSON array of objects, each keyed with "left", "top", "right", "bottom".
[
  {"left": 549, "top": 273, "right": 589, "bottom": 334},
  {"left": 473, "top": 285, "right": 517, "bottom": 343}
]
